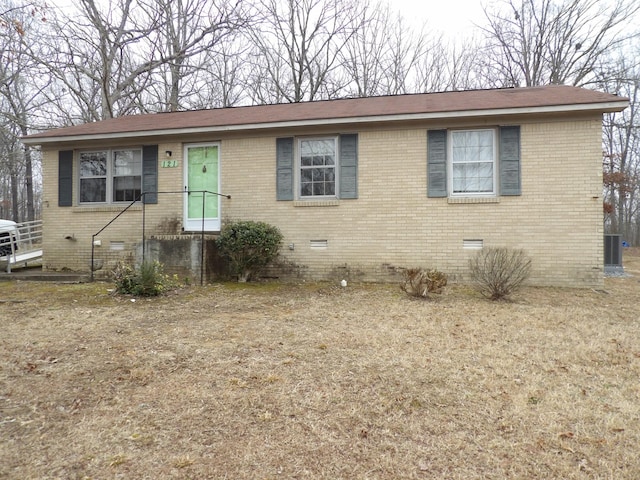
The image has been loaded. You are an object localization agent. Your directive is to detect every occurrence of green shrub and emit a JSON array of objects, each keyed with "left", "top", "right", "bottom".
[
  {"left": 112, "top": 260, "right": 179, "bottom": 296},
  {"left": 400, "top": 268, "right": 448, "bottom": 298},
  {"left": 469, "top": 247, "right": 532, "bottom": 300},
  {"left": 216, "top": 220, "right": 283, "bottom": 282}
]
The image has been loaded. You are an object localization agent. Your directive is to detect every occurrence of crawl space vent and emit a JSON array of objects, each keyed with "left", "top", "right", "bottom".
[
  {"left": 310, "top": 240, "right": 328, "bottom": 250},
  {"left": 110, "top": 241, "right": 125, "bottom": 251},
  {"left": 463, "top": 239, "right": 484, "bottom": 250}
]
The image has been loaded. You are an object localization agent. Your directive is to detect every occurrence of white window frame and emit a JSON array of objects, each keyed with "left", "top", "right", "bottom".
[
  {"left": 297, "top": 136, "right": 339, "bottom": 199},
  {"left": 447, "top": 128, "right": 497, "bottom": 197},
  {"left": 78, "top": 148, "right": 142, "bottom": 204}
]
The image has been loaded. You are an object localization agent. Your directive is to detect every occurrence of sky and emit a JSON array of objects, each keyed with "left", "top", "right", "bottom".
[{"left": 391, "top": 0, "right": 488, "bottom": 39}]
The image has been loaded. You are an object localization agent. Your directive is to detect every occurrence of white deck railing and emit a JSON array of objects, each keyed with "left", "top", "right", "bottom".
[{"left": 0, "top": 219, "right": 43, "bottom": 273}]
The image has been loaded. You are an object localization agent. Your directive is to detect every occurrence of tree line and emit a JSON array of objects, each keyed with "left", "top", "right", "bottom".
[{"left": 1, "top": 0, "right": 639, "bottom": 243}]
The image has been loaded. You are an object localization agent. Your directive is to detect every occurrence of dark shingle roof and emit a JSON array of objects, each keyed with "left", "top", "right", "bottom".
[{"left": 23, "top": 85, "right": 627, "bottom": 144}]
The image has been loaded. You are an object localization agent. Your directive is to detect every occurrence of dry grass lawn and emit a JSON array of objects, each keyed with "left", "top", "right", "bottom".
[{"left": 2, "top": 252, "right": 640, "bottom": 479}]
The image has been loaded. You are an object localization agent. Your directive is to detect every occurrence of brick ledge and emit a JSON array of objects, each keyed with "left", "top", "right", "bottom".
[
  {"left": 293, "top": 200, "right": 340, "bottom": 207},
  {"left": 448, "top": 197, "right": 500, "bottom": 204}
]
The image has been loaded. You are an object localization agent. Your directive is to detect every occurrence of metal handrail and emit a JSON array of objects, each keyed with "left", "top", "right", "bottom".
[
  {"left": 16, "top": 220, "right": 43, "bottom": 248},
  {"left": 90, "top": 190, "right": 230, "bottom": 284}
]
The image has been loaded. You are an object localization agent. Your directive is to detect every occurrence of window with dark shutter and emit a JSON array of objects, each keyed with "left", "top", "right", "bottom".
[
  {"left": 142, "top": 145, "right": 158, "bottom": 204},
  {"left": 58, "top": 150, "right": 74, "bottom": 207},
  {"left": 427, "top": 130, "right": 447, "bottom": 197},
  {"left": 499, "top": 126, "right": 521, "bottom": 196},
  {"left": 339, "top": 134, "right": 358, "bottom": 199},
  {"left": 276, "top": 137, "right": 294, "bottom": 201},
  {"left": 428, "top": 127, "right": 521, "bottom": 198},
  {"left": 277, "top": 135, "right": 359, "bottom": 200}
]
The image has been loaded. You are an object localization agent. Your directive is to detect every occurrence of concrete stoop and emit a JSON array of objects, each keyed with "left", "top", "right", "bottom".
[{"left": 0, "top": 266, "right": 90, "bottom": 283}]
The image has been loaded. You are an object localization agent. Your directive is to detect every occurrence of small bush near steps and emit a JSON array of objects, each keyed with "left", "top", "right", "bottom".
[
  {"left": 400, "top": 268, "right": 448, "bottom": 298},
  {"left": 216, "top": 220, "right": 283, "bottom": 282},
  {"left": 469, "top": 247, "right": 532, "bottom": 300},
  {"left": 112, "top": 260, "right": 179, "bottom": 297}
]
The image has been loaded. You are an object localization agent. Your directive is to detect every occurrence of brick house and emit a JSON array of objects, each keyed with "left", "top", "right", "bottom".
[{"left": 22, "top": 85, "right": 627, "bottom": 287}]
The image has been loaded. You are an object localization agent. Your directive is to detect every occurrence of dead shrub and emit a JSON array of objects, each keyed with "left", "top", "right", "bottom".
[
  {"left": 469, "top": 247, "right": 532, "bottom": 300},
  {"left": 401, "top": 268, "right": 448, "bottom": 298}
]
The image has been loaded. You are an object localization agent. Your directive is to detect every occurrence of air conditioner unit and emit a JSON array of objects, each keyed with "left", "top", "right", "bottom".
[{"left": 604, "top": 234, "right": 623, "bottom": 274}]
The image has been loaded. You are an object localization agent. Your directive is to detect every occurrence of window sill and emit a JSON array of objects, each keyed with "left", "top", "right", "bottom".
[
  {"left": 448, "top": 197, "right": 500, "bottom": 204},
  {"left": 293, "top": 200, "right": 340, "bottom": 207},
  {"left": 72, "top": 204, "right": 143, "bottom": 213}
]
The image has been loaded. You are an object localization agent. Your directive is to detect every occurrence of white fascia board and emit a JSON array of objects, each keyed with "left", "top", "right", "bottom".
[{"left": 22, "top": 100, "right": 628, "bottom": 146}]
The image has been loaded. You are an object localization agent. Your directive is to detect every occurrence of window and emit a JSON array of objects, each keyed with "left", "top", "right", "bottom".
[
  {"left": 277, "top": 135, "right": 358, "bottom": 201},
  {"left": 450, "top": 129, "right": 496, "bottom": 195},
  {"left": 113, "top": 149, "right": 142, "bottom": 201},
  {"left": 427, "top": 126, "right": 521, "bottom": 198},
  {"left": 299, "top": 138, "right": 337, "bottom": 198},
  {"left": 79, "top": 149, "right": 142, "bottom": 203},
  {"left": 79, "top": 151, "right": 107, "bottom": 203}
]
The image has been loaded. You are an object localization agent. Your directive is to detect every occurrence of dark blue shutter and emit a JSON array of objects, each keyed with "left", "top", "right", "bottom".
[
  {"left": 58, "top": 150, "right": 73, "bottom": 207},
  {"left": 142, "top": 145, "right": 158, "bottom": 204},
  {"left": 499, "top": 126, "right": 521, "bottom": 196},
  {"left": 276, "top": 137, "right": 294, "bottom": 201},
  {"left": 339, "top": 134, "right": 358, "bottom": 199},
  {"left": 427, "top": 130, "right": 447, "bottom": 197}
]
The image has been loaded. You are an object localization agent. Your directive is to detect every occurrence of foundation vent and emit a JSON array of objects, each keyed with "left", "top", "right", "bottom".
[
  {"left": 463, "top": 239, "right": 484, "bottom": 250},
  {"left": 110, "top": 241, "right": 125, "bottom": 251},
  {"left": 310, "top": 240, "right": 328, "bottom": 250}
]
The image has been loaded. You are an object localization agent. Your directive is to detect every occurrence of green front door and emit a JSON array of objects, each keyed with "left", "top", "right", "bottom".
[{"left": 184, "top": 143, "right": 220, "bottom": 231}]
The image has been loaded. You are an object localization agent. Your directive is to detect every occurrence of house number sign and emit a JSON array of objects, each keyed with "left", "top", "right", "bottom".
[{"left": 161, "top": 160, "right": 179, "bottom": 168}]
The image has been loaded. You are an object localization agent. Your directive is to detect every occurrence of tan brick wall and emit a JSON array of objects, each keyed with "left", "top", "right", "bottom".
[{"left": 40, "top": 114, "right": 605, "bottom": 287}]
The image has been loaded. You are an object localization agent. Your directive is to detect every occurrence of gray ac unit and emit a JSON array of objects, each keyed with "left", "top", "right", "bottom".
[{"left": 604, "top": 234, "right": 623, "bottom": 274}]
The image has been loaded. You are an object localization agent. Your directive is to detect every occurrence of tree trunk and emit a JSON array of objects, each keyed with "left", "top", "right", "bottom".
[
  {"left": 19, "top": 124, "right": 35, "bottom": 221},
  {"left": 10, "top": 170, "right": 19, "bottom": 222}
]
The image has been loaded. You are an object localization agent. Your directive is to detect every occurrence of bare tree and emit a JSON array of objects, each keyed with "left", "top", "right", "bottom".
[
  {"left": 478, "top": 0, "right": 640, "bottom": 246},
  {"left": 247, "top": 0, "right": 362, "bottom": 103},
  {"left": 40, "top": 0, "right": 164, "bottom": 121},
  {"left": 600, "top": 54, "right": 640, "bottom": 243},
  {"left": 0, "top": 0, "right": 48, "bottom": 221},
  {"left": 378, "top": 13, "right": 426, "bottom": 95},
  {"left": 143, "top": 0, "right": 249, "bottom": 112},
  {"left": 199, "top": 36, "right": 253, "bottom": 108},
  {"left": 339, "top": 1, "right": 393, "bottom": 97},
  {"left": 35, "top": 0, "right": 251, "bottom": 121},
  {"left": 245, "top": 45, "right": 292, "bottom": 105},
  {"left": 479, "top": 0, "right": 640, "bottom": 87},
  {"left": 413, "top": 36, "right": 483, "bottom": 93},
  {"left": 0, "top": 122, "right": 23, "bottom": 221},
  {"left": 339, "top": 1, "right": 484, "bottom": 97}
]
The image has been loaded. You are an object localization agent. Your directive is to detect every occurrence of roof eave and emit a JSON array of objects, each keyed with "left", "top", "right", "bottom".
[{"left": 21, "top": 100, "right": 628, "bottom": 146}]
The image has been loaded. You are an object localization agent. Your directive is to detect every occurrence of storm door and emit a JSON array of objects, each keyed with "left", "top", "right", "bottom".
[{"left": 184, "top": 143, "right": 220, "bottom": 231}]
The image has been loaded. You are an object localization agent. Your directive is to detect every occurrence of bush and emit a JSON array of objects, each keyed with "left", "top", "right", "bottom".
[
  {"left": 216, "top": 220, "right": 283, "bottom": 282},
  {"left": 112, "top": 260, "right": 179, "bottom": 296},
  {"left": 400, "top": 268, "right": 448, "bottom": 298},
  {"left": 469, "top": 247, "right": 532, "bottom": 300}
]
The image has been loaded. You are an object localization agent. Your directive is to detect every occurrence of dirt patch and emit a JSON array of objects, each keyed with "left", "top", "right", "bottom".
[{"left": 1, "top": 253, "right": 640, "bottom": 479}]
